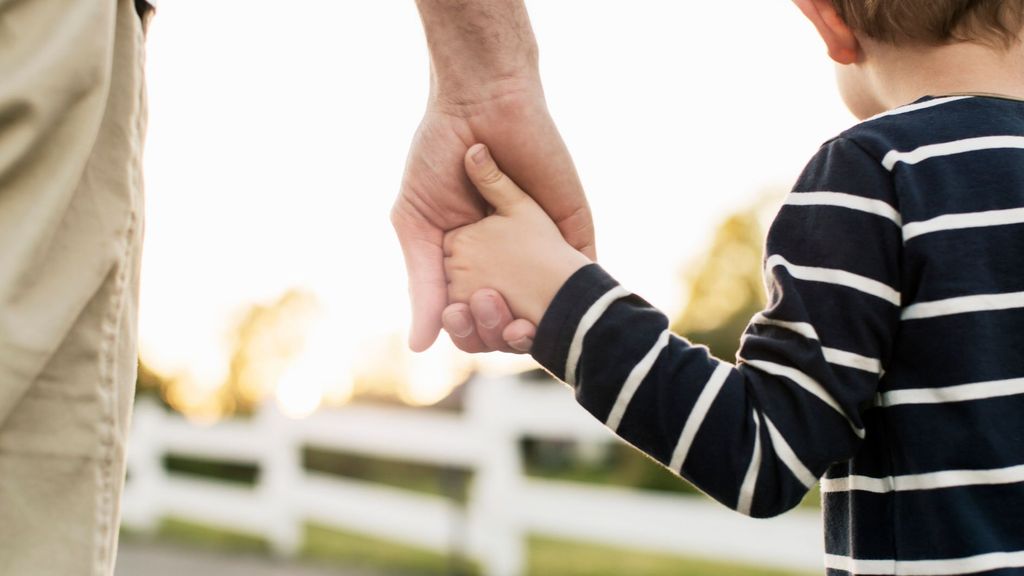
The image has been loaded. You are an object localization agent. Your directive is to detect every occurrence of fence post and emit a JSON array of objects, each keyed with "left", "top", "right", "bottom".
[
  {"left": 258, "top": 402, "right": 303, "bottom": 556},
  {"left": 121, "top": 397, "right": 164, "bottom": 533},
  {"left": 464, "top": 375, "right": 526, "bottom": 576}
]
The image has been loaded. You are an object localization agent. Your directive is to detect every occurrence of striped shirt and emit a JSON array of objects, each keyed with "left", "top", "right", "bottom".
[{"left": 531, "top": 95, "right": 1024, "bottom": 575}]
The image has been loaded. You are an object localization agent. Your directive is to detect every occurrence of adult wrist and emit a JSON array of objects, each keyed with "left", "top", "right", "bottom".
[
  {"left": 416, "top": 0, "right": 542, "bottom": 109},
  {"left": 428, "top": 64, "right": 543, "bottom": 112}
]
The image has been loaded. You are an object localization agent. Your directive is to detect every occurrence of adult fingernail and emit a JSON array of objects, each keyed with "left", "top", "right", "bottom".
[
  {"left": 471, "top": 144, "right": 490, "bottom": 166},
  {"left": 444, "top": 310, "right": 474, "bottom": 338},
  {"left": 476, "top": 297, "right": 500, "bottom": 329},
  {"left": 510, "top": 337, "right": 534, "bottom": 352}
]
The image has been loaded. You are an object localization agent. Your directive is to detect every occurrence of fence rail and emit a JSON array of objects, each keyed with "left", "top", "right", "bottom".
[{"left": 121, "top": 373, "right": 823, "bottom": 575}]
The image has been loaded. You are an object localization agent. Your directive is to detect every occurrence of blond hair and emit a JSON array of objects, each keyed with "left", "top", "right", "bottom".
[{"left": 831, "top": 0, "right": 1024, "bottom": 46}]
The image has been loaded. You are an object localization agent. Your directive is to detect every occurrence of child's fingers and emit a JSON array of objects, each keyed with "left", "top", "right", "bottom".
[
  {"left": 442, "top": 302, "right": 489, "bottom": 353},
  {"left": 464, "top": 144, "right": 530, "bottom": 213},
  {"left": 469, "top": 289, "right": 519, "bottom": 354},
  {"left": 503, "top": 319, "right": 536, "bottom": 353}
]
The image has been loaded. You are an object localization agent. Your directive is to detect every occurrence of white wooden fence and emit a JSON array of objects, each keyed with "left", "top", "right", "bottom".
[{"left": 121, "top": 373, "right": 824, "bottom": 576}]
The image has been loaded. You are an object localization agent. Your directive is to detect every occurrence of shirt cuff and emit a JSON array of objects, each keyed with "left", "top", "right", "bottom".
[{"left": 531, "top": 263, "right": 622, "bottom": 382}]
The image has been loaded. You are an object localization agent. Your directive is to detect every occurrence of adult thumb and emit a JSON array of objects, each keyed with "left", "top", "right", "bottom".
[
  {"left": 391, "top": 203, "right": 446, "bottom": 352},
  {"left": 464, "top": 144, "right": 528, "bottom": 212}
]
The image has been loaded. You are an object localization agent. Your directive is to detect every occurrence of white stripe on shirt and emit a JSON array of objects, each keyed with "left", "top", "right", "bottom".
[
  {"left": 786, "top": 192, "right": 902, "bottom": 226},
  {"left": 822, "top": 347, "right": 883, "bottom": 374},
  {"left": 825, "top": 550, "right": 1024, "bottom": 576},
  {"left": 821, "top": 463, "right": 1024, "bottom": 494},
  {"left": 878, "top": 376, "right": 1024, "bottom": 407},
  {"left": 750, "top": 313, "right": 820, "bottom": 341},
  {"left": 865, "top": 96, "right": 972, "bottom": 122},
  {"left": 902, "top": 290, "right": 1024, "bottom": 320},
  {"left": 565, "top": 286, "right": 631, "bottom": 387},
  {"left": 743, "top": 359, "right": 866, "bottom": 438},
  {"left": 606, "top": 329, "right": 671, "bottom": 431},
  {"left": 764, "top": 416, "right": 817, "bottom": 488},
  {"left": 736, "top": 409, "right": 762, "bottom": 516},
  {"left": 903, "top": 206, "right": 1024, "bottom": 241},
  {"left": 749, "top": 314, "right": 883, "bottom": 375},
  {"left": 766, "top": 255, "right": 901, "bottom": 306},
  {"left": 882, "top": 135, "right": 1024, "bottom": 171},
  {"left": 669, "top": 362, "right": 732, "bottom": 471}
]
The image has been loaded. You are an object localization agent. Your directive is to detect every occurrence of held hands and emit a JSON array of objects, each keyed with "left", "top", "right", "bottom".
[
  {"left": 398, "top": 0, "right": 595, "bottom": 354},
  {"left": 393, "top": 87, "right": 595, "bottom": 354},
  {"left": 444, "top": 145, "right": 592, "bottom": 333}
]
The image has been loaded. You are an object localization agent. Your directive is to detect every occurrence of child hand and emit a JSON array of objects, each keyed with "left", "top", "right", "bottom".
[{"left": 444, "top": 144, "right": 592, "bottom": 327}]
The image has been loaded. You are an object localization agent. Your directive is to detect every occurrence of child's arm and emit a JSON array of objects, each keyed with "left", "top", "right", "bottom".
[{"left": 447, "top": 140, "right": 901, "bottom": 517}]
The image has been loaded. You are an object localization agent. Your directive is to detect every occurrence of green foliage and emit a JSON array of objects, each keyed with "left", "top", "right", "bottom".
[
  {"left": 522, "top": 439, "right": 700, "bottom": 497},
  {"left": 222, "top": 289, "right": 320, "bottom": 415},
  {"left": 522, "top": 437, "right": 821, "bottom": 508},
  {"left": 302, "top": 447, "right": 472, "bottom": 503},
  {"left": 135, "top": 358, "right": 166, "bottom": 396},
  {"left": 163, "top": 454, "right": 260, "bottom": 486},
  {"left": 135, "top": 358, "right": 174, "bottom": 410},
  {"left": 672, "top": 203, "right": 771, "bottom": 362}
]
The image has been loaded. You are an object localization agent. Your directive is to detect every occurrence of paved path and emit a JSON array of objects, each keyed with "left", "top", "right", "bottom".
[{"left": 115, "top": 541, "right": 387, "bottom": 576}]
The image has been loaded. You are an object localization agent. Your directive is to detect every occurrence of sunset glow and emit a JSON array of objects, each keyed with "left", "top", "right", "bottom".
[{"left": 140, "top": 1, "right": 856, "bottom": 416}]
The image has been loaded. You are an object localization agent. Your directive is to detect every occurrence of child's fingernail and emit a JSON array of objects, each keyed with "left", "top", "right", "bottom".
[
  {"left": 444, "top": 310, "right": 474, "bottom": 338},
  {"left": 476, "top": 298, "right": 500, "bottom": 329},
  {"left": 510, "top": 337, "right": 534, "bottom": 352},
  {"left": 471, "top": 145, "right": 490, "bottom": 166}
]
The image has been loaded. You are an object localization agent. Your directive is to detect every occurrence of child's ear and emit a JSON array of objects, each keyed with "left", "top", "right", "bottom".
[{"left": 792, "top": 0, "right": 861, "bottom": 65}]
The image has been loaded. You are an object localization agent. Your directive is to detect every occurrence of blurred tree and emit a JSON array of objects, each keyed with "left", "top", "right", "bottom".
[
  {"left": 135, "top": 357, "right": 173, "bottom": 409},
  {"left": 671, "top": 193, "right": 781, "bottom": 362},
  {"left": 221, "top": 289, "right": 320, "bottom": 415},
  {"left": 350, "top": 333, "right": 410, "bottom": 406}
]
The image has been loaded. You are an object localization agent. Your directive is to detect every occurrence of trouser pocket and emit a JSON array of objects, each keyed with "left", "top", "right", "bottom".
[{"left": 135, "top": 0, "right": 154, "bottom": 33}]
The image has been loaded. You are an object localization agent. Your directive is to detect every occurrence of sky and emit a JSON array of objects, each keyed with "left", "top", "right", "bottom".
[{"left": 138, "top": 1, "right": 858, "bottom": 412}]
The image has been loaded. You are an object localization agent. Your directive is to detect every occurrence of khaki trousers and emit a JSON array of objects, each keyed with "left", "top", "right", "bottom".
[{"left": 0, "top": 0, "right": 148, "bottom": 574}]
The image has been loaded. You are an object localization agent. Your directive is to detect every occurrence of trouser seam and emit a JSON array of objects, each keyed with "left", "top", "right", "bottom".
[
  {"left": 92, "top": 4, "right": 147, "bottom": 572},
  {"left": 92, "top": 210, "right": 135, "bottom": 576}
]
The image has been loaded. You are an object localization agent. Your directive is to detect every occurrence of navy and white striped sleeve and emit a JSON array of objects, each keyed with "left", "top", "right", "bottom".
[{"left": 531, "top": 137, "right": 902, "bottom": 517}]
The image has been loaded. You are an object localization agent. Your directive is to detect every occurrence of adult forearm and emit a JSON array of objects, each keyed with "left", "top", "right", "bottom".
[{"left": 415, "top": 0, "right": 541, "bottom": 102}]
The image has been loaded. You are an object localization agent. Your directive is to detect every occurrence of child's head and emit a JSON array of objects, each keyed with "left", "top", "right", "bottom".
[
  {"left": 831, "top": 0, "right": 1024, "bottom": 47},
  {"left": 794, "top": 0, "right": 1024, "bottom": 118}
]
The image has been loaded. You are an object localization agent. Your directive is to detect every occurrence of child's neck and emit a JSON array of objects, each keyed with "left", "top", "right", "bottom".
[{"left": 863, "top": 37, "right": 1024, "bottom": 110}]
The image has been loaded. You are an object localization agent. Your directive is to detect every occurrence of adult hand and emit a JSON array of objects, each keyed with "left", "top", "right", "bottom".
[{"left": 392, "top": 81, "right": 595, "bottom": 353}]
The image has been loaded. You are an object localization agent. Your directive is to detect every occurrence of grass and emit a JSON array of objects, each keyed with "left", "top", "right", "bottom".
[
  {"left": 303, "top": 523, "right": 479, "bottom": 576},
  {"left": 133, "top": 519, "right": 815, "bottom": 576},
  {"left": 528, "top": 535, "right": 816, "bottom": 576},
  {"left": 156, "top": 517, "right": 270, "bottom": 554},
  {"left": 149, "top": 519, "right": 477, "bottom": 575}
]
